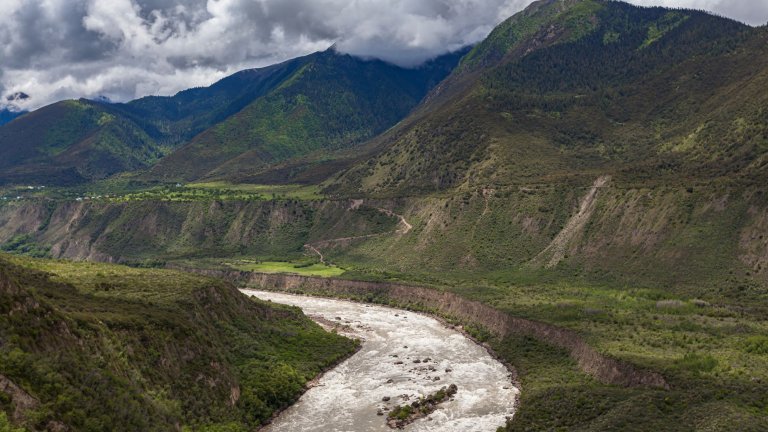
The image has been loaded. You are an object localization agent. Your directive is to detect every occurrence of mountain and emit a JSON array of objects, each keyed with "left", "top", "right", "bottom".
[
  {"left": 329, "top": 0, "right": 767, "bottom": 196},
  {"left": 0, "top": 254, "right": 355, "bottom": 430},
  {"left": 115, "top": 54, "right": 315, "bottom": 147},
  {"left": 0, "top": 110, "right": 25, "bottom": 127},
  {"left": 143, "top": 47, "right": 466, "bottom": 183},
  {"left": 1, "top": 1, "right": 768, "bottom": 431},
  {"left": 0, "top": 100, "right": 166, "bottom": 185},
  {"left": 0, "top": 55, "right": 317, "bottom": 186},
  {"left": 1, "top": 93, "right": 31, "bottom": 126},
  {"left": 0, "top": 47, "right": 465, "bottom": 186}
]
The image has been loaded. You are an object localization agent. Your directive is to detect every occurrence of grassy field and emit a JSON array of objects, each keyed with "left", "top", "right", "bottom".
[
  {"left": 325, "top": 262, "right": 768, "bottom": 431},
  {"left": 277, "top": 258, "right": 768, "bottom": 431},
  {"left": 188, "top": 182, "right": 325, "bottom": 200},
  {"left": 0, "top": 181, "right": 326, "bottom": 204},
  {"left": 226, "top": 260, "right": 346, "bottom": 277}
]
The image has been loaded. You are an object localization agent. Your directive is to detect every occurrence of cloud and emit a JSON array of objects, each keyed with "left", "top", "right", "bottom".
[
  {"left": 0, "top": 0, "right": 765, "bottom": 111},
  {"left": 625, "top": 0, "right": 768, "bottom": 26}
]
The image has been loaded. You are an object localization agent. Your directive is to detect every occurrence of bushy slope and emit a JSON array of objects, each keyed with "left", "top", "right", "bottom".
[
  {"left": 116, "top": 55, "right": 314, "bottom": 147},
  {"left": 329, "top": 0, "right": 766, "bottom": 196},
  {"left": 0, "top": 100, "right": 165, "bottom": 185},
  {"left": 0, "top": 254, "right": 356, "bottom": 431}
]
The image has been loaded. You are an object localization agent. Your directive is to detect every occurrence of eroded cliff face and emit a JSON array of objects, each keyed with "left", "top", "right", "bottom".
[
  {"left": 1, "top": 181, "right": 767, "bottom": 290},
  {"left": 0, "top": 199, "right": 399, "bottom": 263},
  {"left": 189, "top": 268, "right": 667, "bottom": 389},
  {"left": 326, "top": 183, "right": 768, "bottom": 290}
]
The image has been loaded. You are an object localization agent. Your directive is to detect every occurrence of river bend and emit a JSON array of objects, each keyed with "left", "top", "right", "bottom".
[{"left": 241, "top": 290, "right": 518, "bottom": 432}]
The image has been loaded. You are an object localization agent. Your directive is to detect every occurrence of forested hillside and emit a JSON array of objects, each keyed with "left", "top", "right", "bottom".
[{"left": 0, "top": 254, "right": 356, "bottom": 431}]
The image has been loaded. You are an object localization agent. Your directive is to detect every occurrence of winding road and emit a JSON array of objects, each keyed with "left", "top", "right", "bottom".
[{"left": 304, "top": 202, "right": 412, "bottom": 264}]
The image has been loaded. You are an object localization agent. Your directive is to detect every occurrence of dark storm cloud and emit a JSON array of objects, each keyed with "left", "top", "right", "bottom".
[
  {"left": 1, "top": 1, "right": 116, "bottom": 69},
  {"left": 0, "top": 0, "right": 765, "bottom": 111}
]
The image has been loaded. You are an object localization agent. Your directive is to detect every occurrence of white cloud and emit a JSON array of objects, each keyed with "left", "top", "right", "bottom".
[
  {"left": 625, "top": 0, "right": 768, "bottom": 25},
  {"left": 0, "top": 0, "right": 765, "bottom": 111}
]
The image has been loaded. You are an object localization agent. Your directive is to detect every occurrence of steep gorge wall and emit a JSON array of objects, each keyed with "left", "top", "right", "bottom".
[
  {"left": 1, "top": 180, "right": 766, "bottom": 291},
  {"left": 0, "top": 199, "right": 398, "bottom": 263},
  {"left": 190, "top": 268, "right": 668, "bottom": 389},
  {"left": 332, "top": 182, "right": 768, "bottom": 290}
]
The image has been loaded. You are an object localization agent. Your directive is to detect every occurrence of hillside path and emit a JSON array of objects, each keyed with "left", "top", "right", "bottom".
[{"left": 304, "top": 202, "right": 412, "bottom": 263}]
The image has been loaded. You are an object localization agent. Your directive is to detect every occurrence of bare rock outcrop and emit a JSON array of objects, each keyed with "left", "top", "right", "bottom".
[{"left": 0, "top": 373, "right": 39, "bottom": 422}]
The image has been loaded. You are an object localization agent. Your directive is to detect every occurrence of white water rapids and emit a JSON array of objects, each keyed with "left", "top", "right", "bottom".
[{"left": 241, "top": 290, "right": 519, "bottom": 432}]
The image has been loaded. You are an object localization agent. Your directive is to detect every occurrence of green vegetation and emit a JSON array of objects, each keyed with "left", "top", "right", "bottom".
[
  {"left": 321, "top": 258, "right": 768, "bottom": 430},
  {"left": 188, "top": 183, "right": 324, "bottom": 200},
  {"left": 227, "top": 260, "right": 345, "bottom": 277},
  {"left": 331, "top": 0, "right": 762, "bottom": 196},
  {"left": 0, "top": 235, "right": 50, "bottom": 258},
  {"left": 0, "top": 254, "right": 357, "bottom": 431},
  {"left": 0, "top": 99, "right": 169, "bottom": 185},
  {"left": 459, "top": 0, "right": 604, "bottom": 71},
  {"left": 0, "top": 412, "right": 25, "bottom": 432},
  {"left": 387, "top": 404, "right": 413, "bottom": 421},
  {"left": 387, "top": 384, "right": 457, "bottom": 426},
  {"left": 0, "top": 48, "right": 464, "bottom": 187},
  {"left": 641, "top": 12, "right": 690, "bottom": 48},
  {"left": 1, "top": 1, "right": 768, "bottom": 430},
  {"left": 0, "top": 180, "right": 325, "bottom": 204}
]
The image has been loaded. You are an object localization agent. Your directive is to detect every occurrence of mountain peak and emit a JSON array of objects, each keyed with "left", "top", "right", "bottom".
[
  {"left": 5, "top": 92, "right": 29, "bottom": 102},
  {"left": 458, "top": 0, "right": 603, "bottom": 71}
]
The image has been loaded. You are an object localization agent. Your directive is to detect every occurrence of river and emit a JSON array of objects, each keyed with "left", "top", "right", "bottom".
[{"left": 241, "top": 290, "right": 518, "bottom": 432}]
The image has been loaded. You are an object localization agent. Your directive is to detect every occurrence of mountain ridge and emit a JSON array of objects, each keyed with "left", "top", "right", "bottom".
[
  {"left": 326, "top": 0, "right": 764, "bottom": 196},
  {"left": 0, "top": 47, "right": 467, "bottom": 186}
]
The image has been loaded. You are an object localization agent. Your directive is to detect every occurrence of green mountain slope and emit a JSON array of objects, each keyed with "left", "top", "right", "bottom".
[
  {"left": 0, "top": 55, "right": 318, "bottom": 186},
  {"left": 0, "top": 254, "right": 355, "bottom": 431},
  {"left": 0, "top": 48, "right": 464, "bottom": 186},
  {"left": 0, "top": 100, "right": 166, "bottom": 185},
  {"left": 145, "top": 48, "right": 465, "bottom": 183},
  {"left": 116, "top": 55, "right": 314, "bottom": 147},
  {"left": 329, "top": 0, "right": 766, "bottom": 196}
]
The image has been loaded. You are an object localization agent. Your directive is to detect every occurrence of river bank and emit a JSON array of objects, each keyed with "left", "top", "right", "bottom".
[{"left": 199, "top": 269, "right": 666, "bottom": 389}]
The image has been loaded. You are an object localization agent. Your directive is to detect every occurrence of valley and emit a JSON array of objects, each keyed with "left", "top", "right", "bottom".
[{"left": 1, "top": 0, "right": 767, "bottom": 430}]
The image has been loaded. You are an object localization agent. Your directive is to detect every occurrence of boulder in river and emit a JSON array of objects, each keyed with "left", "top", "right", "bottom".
[{"left": 385, "top": 385, "right": 458, "bottom": 429}]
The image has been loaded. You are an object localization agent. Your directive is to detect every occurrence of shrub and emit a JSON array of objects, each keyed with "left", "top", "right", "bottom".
[
  {"left": 677, "top": 353, "right": 718, "bottom": 374},
  {"left": 744, "top": 336, "right": 768, "bottom": 355}
]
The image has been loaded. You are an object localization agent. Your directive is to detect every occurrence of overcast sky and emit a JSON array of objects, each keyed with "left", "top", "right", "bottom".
[{"left": 1, "top": 0, "right": 766, "bottom": 111}]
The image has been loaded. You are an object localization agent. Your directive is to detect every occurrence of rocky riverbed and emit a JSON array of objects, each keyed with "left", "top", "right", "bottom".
[{"left": 242, "top": 290, "right": 518, "bottom": 432}]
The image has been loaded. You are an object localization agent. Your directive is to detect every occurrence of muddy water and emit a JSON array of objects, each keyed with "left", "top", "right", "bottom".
[{"left": 241, "top": 290, "right": 518, "bottom": 432}]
